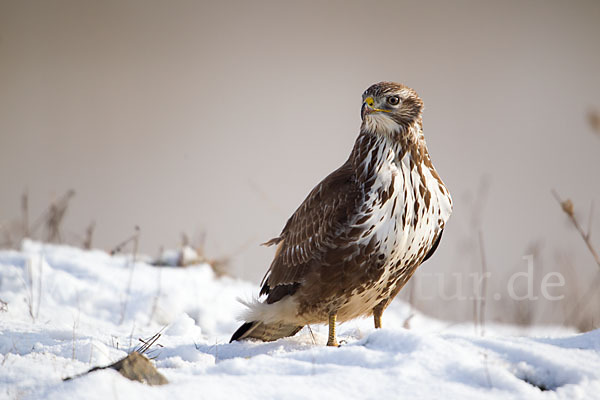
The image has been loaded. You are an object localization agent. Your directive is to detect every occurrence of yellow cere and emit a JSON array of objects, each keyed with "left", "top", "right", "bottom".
[{"left": 364, "top": 96, "right": 391, "bottom": 113}]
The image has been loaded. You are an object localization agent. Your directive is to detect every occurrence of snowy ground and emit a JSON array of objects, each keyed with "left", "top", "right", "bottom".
[{"left": 1, "top": 241, "right": 599, "bottom": 399}]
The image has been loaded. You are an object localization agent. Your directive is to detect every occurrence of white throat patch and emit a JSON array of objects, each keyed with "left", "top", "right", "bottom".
[{"left": 363, "top": 113, "right": 401, "bottom": 136}]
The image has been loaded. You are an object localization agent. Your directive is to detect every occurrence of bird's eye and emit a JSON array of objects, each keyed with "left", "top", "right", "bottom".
[{"left": 387, "top": 96, "right": 400, "bottom": 106}]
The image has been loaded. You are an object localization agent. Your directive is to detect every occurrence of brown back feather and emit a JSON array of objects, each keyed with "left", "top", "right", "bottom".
[{"left": 260, "top": 159, "right": 361, "bottom": 297}]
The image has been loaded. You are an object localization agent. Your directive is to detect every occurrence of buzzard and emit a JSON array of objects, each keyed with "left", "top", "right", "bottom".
[{"left": 231, "top": 82, "right": 452, "bottom": 346}]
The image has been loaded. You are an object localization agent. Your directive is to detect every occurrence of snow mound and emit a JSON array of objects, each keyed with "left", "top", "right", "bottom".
[{"left": 1, "top": 241, "right": 599, "bottom": 399}]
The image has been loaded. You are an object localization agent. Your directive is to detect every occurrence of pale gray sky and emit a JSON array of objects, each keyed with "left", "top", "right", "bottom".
[{"left": 1, "top": 0, "right": 599, "bottom": 324}]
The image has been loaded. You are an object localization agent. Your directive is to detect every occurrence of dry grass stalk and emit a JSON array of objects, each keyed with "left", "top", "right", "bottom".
[
  {"left": 567, "top": 273, "right": 600, "bottom": 331},
  {"left": 402, "top": 278, "right": 416, "bottom": 329},
  {"left": 306, "top": 325, "right": 317, "bottom": 345},
  {"left": 589, "top": 109, "right": 600, "bottom": 136},
  {"left": 134, "top": 331, "right": 164, "bottom": 359},
  {"left": 552, "top": 190, "right": 600, "bottom": 329},
  {"left": 42, "top": 190, "right": 76, "bottom": 243},
  {"left": 183, "top": 232, "right": 231, "bottom": 275},
  {"left": 476, "top": 231, "right": 488, "bottom": 336},
  {"left": 82, "top": 221, "right": 95, "bottom": 250},
  {"left": 0, "top": 223, "right": 14, "bottom": 248},
  {"left": 150, "top": 231, "right": 233, "bottom": 277},
  {"left": 402, "top": 313, "right": 415, "bottom": 330},
  {"left": 110, "top": 226, "right": 141, "bottom": 256},
  {"left": 551, "top": 190, "right": 600, "bottom": 270},
  {"left": 1, "top": 189, "right": 81, "bottom": 249},
  {"left": 72, "top": 307, "right": 80, "bottom": 360},
  {"left": 207, "top": 257, "right": 231, "bottom": 277},
  {"left": 22, "top": 257, "right": 43, "bottom": 322},
  {"left": 118, "top": 226, "right": 141, "bottom": 325},
  {"left": 21, "top": 191, "right": 29, "bottom": 238},
  {"left": 147, "top": 267, "right": 162, "bottom": 326}
]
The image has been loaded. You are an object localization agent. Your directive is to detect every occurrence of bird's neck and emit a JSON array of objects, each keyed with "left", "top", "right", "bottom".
[{"left": 351, "top": 124, "right": 427, "bottom": 180}]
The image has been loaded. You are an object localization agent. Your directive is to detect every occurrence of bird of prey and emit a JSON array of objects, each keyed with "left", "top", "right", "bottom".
[{"left": 231, "top": 82, "right": 452, "bottom": 346}]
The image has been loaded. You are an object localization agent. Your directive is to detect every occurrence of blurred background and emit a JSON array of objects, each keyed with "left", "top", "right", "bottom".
[{"left": 1, "top": 0, "right": 599, "bottom": 329}]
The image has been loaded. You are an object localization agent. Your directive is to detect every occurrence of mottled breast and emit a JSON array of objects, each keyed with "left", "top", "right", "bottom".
[{"left": 337, "top": 137, "right": 452, "bottom": 320}]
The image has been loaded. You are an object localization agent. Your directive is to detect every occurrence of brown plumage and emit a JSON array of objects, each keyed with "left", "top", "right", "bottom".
[{"left": 231, "top": 82, "right": 452, "bottom": 346}]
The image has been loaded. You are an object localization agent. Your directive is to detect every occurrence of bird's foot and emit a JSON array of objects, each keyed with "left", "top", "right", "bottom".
[{"left": 327, "top": 312, "right": 339, "bottom": 347}]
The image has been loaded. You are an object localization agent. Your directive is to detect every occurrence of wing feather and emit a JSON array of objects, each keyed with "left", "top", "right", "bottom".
[{"left": 260, "top": 160, "right": 361, "bottom": 298}]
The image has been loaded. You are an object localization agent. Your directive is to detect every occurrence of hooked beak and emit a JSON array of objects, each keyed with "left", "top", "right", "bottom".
[
  {"left": 361, "top": 96, "right": 391, "bottom": 120},
  {"left": 361, "top": 96, "right": 375, "bottom": 120}
]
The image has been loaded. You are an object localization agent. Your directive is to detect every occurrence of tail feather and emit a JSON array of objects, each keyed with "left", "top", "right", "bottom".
[
  {"left": 230, "top": 322, "right": 256, "bottom": 342},
  {"left": 230, "top": 321, "right": 303, "bottom": 343}
]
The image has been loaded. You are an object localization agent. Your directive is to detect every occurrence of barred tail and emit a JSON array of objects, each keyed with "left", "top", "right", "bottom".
[{"left": 230, "top": 321, "right": 303, "bottom": 343}]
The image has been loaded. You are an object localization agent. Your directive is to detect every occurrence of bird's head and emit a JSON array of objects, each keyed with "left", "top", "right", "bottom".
[{"left": 360, "top": 82, "right": 424, "bottom": 139}]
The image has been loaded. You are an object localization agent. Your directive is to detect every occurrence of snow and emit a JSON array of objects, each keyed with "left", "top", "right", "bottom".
[{"left": 1, "top": 241, "right": 599, "bottom": 399}]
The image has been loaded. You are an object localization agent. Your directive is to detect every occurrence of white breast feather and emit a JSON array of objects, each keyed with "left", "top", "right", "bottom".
[{"left": 341, "top": 146, "right": 452, "bottom": 320}]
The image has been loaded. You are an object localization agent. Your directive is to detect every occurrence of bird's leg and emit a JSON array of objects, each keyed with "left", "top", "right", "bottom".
[
  {"left": 326, "top": 312, "right": 339, "bottom": 347},
  {"left": 373, "top": 302, "right": 385, "bottom": 329}
]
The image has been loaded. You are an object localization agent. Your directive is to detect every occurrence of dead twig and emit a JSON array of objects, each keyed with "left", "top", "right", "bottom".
[
  {"left": 147, "top": 268, "right": 162, "bottom": 326},
  {"left": 128, "top": 324, "right": 136, "bottom": 350},
  {"left": 119, "top": 227, "right": 140, "bottom": 325},
  {"left": 306, "top": 325, "right": 317, "bottom": 345},
  {"left": 552, "top": 190, "right": 600, "bottom": 330},
  {"left": 29, "top": 190, "right": 76, "bottom": 243},
  {"left": 82, "top": 221, "right": 95, "bottom": 250},
  {"left": 587, "top": 201, "right": 594, "bottom": 242},
  {"left": 22, "top": 257, "right": 43, "bottom": 321},
  {"left": 565, "top": 273, "right": 600, "bottom": 329},
  {"left": 110, "top": 226, "right": 140, "bottom": 256},
  {"left": 402, "top": 313, "right": 415, "bottom": 329},
  {"left": 135, "top": 333, "right": 162, "bottom": 355},
  {"left": 477, "top": 230, "right": 488, "bottom": 337},
  {"left": 21, "top": 190, "right": 29, "bottom": 238},
  {"left": 0, "top": 223, "right": 14, "bottom": 249},
  {"left": 589, "top": 109, "right": 600, "bottom": 136},
  {"left": 72, "top": 298, "right": 81, "bottom": 360},
  {"left": 551, "top": 190, "right": 600, "bottom": 269},
  {"left": 134, "top": 330, "right": 164, "bottom": 360},
  {"left": 402, "top": 278, "right": 416, "bottom": 329}
]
